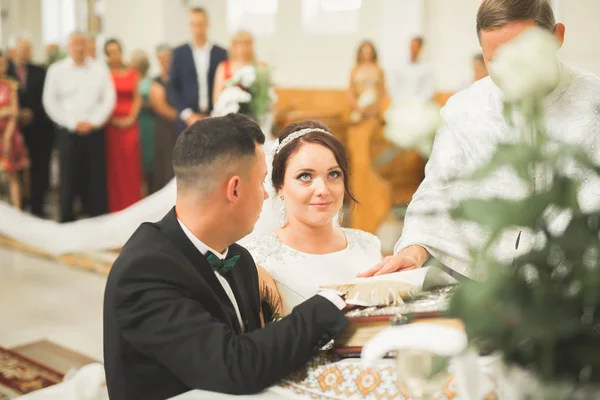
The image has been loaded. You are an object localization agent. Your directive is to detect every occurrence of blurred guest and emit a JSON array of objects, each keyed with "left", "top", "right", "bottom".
[
  {"left": 473, "top": 53, "right": 489, "bottom": 82},
  {"left": 213, "top": 30, "right": 258, "bottom": 104},
  {"left": 347, "top": 40, "right": 387, "bottom": 123},
  {"left": 6, "top": 35, "right": 17, "bottom": 67},
  {"left": 168, "top": 7, "right": 227, "bottom": 132},
  {"left": 150, "top": 44, "right": 178, "bottom": 191},
  {"left": 130, "top": 49, "right": 155, "bottom": 194},
  {"left": 43, "top": 32, "right": 115, "bottom": 222},
  {"left": 104, "top": 38, "right": 143, "bottom": 212},
  {"left": 0, "top": 51, "right": 29, "bottom": 209},
  {"left": 9, "top": 35, "right": 54, "bottom": 217},
  {"left": 390, "top": 36, "right": 435, "bottom": 102}
]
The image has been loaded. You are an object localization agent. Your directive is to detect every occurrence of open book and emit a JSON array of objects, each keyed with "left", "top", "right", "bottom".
[{"left": 323, "top": 266, "right": 458, "bottom": 307}]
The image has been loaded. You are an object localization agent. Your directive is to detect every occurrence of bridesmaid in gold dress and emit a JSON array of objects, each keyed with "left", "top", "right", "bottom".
[{"left": 347, "top": 41, "right": 387, "bottom": 123}]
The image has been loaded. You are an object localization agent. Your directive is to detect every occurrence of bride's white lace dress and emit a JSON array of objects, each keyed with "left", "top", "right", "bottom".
[{"left": 245, "top": 229, "right": 382, "bottom": 315}]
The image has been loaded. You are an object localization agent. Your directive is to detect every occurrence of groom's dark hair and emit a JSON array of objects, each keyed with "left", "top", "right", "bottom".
[{"left": 173, "top": 113, "right": 265, "bottom": 195}]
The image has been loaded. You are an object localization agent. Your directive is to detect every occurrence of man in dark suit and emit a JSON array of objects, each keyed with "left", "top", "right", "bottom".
[
  {"left": 103, "top": 114, "right": 349, "bottom": 400},
  {"left": 168, "top": 7, "right": 227, "bottom": 133},
  {"left": 9, "top": 36, "right": 54, "bottom": 217}
]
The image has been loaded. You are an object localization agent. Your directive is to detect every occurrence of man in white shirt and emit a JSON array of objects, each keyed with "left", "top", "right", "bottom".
[
  {"left": 43, "top": 31, "right": 116, "bottom": 222},
  {"left": 361, "top": 0, "right": 600, "bottom": 279},
  {"left": 390, "top": 36, "right": 436, "bottom": 102},
  {"left": 103, "top": 114, "right": 348, "bottom": 400},
  {"left": 168, "top": 7, "right": 227, "bottom": 133}
]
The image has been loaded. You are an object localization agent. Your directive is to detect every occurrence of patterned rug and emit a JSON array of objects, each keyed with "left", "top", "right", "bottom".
[
  {"left": 0, "top": 347, "right": 64, "bottom": 399},
  {"left": 278, "top": 355, "right": 498, "bottom": 399}
]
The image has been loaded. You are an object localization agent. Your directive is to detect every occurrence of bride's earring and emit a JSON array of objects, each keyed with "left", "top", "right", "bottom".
[
  {"left": 335, "top": 208, "right": 344, "bottom": 227},
  {"left": 277, "top": 196, "right": 287, "bottom": 227}
]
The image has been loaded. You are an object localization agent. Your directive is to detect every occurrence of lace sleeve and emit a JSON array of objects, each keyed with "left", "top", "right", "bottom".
[{"left": 345, "top": 228, "right": 383, "bottom": 261}]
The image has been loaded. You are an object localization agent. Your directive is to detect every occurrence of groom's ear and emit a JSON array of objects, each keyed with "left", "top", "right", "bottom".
[{"left": 225, "top": 175, "right": 241, "bottom": 204}]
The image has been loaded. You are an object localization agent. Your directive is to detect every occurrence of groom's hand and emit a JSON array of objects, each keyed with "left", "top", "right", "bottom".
[{"left": 357, "top": 245, "right": 430, "bottom": 277}]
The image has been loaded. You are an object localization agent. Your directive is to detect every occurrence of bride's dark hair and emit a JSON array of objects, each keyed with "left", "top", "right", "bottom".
[{"left": 271, "top": 120, "right": 358, "bottom": 204}]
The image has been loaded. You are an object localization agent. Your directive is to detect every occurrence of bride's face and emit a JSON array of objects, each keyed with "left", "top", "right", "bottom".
[{"left": 279, "top": 143, "right": 345, "bottom": 228}]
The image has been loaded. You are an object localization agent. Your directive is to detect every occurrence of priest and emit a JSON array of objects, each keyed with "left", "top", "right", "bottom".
[{"left": 361, "top": 0, "right": 600, "bottom": 279}]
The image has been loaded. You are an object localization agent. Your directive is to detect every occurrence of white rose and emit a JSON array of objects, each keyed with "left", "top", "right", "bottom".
[
  {"left": 491, "top": 27, "right": 560, "bottom": 103},
  {"left": 237, "top": 65, "right": 257, "bottom": 88},
  {"left": 211, "top": 86, "right": 252, "bottom": 117},
  {"left": 384, "top": 99, "right": 442, "bottom": 156}
]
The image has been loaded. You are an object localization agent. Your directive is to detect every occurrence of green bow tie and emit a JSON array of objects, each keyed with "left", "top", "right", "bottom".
[{"left": 206, "top": 252, "right": 240, "bottom": 274}]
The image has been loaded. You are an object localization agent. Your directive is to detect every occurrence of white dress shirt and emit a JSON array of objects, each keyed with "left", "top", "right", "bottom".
[
  {"left": 180, "top": 42, "right": 213, "bottom": 122},
  {"left": 177, "top": 219, "right": 245, "bottom": 332},
  {"left": 395, "top": 63, "right": 600, "bottom": 279},
  {"left": 42, "top": 57, "right": 116, "bottom": 131},
  {"left": 179, "top": 218, "right": 345, "bottom": 323},
  {"left": 391, "top": 61, "right": 436, "bottom": 102}
]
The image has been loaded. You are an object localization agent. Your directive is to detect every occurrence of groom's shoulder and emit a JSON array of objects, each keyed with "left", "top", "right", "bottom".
[{"left": 109, "top": 222, "right": 175, "bottom": 277}]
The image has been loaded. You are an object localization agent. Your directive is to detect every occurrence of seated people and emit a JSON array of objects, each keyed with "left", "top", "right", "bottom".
[
  {"left": 103, "top": 114, "right": 349, "bottom": 400},
  {"left": 246, "top": 120, "right": 383, "bottom": 315}
]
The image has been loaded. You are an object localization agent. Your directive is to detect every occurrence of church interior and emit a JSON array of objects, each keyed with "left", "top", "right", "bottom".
[{"left": 0, "top": 0, "right": 599, "bottom": 399}]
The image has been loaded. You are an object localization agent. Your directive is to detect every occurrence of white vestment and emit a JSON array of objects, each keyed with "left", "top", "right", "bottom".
[{"left": 395, "top": 63, "right": 600, "bottom": 279}]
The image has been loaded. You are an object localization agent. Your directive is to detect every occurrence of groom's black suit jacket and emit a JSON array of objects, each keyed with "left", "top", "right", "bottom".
[{"left": 103, "top": 207, "right": 348, "bottom": 400}]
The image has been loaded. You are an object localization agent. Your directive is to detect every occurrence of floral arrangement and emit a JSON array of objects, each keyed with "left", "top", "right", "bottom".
[
  {"left": 212, "top": 64, "right": 276, "bottom": 123},
  {"left": 383, "top": 99, "right": 442, "bottom": 159},
  {"left": 446, "top": 27, "right": 600, "bottom": 396}
]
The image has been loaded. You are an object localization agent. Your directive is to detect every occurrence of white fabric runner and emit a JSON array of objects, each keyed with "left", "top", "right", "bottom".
[{"left": 0, "top": 139, "right": 279, "bottom": 256}]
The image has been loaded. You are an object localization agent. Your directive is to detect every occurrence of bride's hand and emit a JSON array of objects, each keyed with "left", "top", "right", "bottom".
[{"left": 357, "top": 245, "right": 429, "bottom": 277}]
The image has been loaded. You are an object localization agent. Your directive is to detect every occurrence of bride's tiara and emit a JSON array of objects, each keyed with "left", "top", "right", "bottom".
[{"left": 274, "top": 128, "right": 331, "bottom": 154}]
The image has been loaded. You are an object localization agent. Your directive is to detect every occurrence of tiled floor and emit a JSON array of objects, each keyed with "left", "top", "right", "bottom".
[{"left": 0, "top": 247, "right": 106, "bottom": 361}]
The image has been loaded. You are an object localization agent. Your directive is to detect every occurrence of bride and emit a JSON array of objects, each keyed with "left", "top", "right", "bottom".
[{"left": 245, "top": 120, "right": 383, "bottom": 316}]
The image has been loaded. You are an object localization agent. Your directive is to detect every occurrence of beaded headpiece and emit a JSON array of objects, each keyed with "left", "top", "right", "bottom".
[{"left": 274, "top": 128, "right": 331, "bottom": 154}]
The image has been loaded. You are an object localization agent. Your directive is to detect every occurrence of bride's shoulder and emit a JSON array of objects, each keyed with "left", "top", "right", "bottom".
[
  {"left": 244, "top": 232, "right": 281, "bottom": 264},
  {"left": 342, "top": 228, "right": 381, "bottom": 252}
]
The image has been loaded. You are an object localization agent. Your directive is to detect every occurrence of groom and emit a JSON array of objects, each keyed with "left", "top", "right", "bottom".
[
  {"left": 103, "top": 114, "right": 349, "bottom": 400},
  {"left": 361, "top": 0, "right": 600, "bottom": 278}
]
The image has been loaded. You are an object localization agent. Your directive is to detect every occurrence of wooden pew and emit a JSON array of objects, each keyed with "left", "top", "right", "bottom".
[{"left": 347, "top": 118, "right": 393, "bottom": 234}]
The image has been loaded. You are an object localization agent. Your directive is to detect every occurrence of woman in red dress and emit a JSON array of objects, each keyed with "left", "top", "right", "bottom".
[
  {"left": 104, "top": 39, "right": 142, "bottom": 212},
  {"left": 0, "top": 51, "right": 29, "bottom": 209}
]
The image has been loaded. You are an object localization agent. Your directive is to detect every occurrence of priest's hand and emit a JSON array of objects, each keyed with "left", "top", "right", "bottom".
[{"left": 357, "top": 245, "right": 430, "bottom": 277}]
